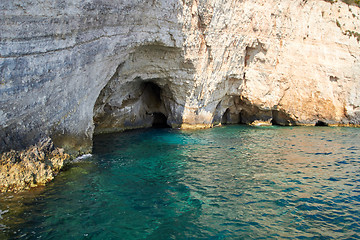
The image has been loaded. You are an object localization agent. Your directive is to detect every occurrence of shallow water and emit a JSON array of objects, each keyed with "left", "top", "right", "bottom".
[{"left": 1, "top": 125, "right": 360, "bottom": 239}]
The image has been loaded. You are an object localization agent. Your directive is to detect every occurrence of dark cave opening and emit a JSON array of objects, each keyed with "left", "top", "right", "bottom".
[
  {"left": 271, "top": 118, "right": 281, "bottom": 126},
  {"left": 152, "top": 112, "right": 170, "bottom": 128},
  {"left": 142, "top": 81, "right": 170, "bottom": 128},
  {"left": 315, "top": 120, "right": 328, "bottom": 126},
  {"left": 142, "top": 81, "right": 162, "bottom": 105},
  {"left": 221, "top": 108, "right": 230, "bottom": 125}
]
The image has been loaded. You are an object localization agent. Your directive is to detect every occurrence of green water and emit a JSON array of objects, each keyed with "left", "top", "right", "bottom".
[{"left": 1, "top": 125, "right": 360, "bottom": 239}]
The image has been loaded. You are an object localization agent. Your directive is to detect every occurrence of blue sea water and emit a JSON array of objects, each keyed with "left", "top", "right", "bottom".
[{"left": 1, "top": 125, "right": 360, "bottom": 239}]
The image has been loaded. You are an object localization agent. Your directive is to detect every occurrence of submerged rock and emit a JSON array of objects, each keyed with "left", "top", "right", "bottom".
[{"left": 0, "top": 138, "right": 70, "bottom": 193}]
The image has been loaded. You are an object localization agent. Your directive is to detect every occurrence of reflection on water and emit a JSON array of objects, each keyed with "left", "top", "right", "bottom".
[{"left": 1, "top": 126, "right": 360, "bottom": 239}]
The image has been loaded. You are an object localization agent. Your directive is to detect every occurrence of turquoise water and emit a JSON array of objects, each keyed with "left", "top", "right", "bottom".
[{"left": 1, "top": 125, "right": 360, "bottom": 239}]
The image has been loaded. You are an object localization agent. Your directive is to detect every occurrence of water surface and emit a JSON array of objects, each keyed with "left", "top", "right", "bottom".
[{"left": 1, "top": 126, "right": 360, "bottom": 239}]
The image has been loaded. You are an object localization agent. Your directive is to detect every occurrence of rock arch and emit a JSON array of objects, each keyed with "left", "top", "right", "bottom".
[{"left": 93, "top": 79, "right": 173, "bottom": 134}]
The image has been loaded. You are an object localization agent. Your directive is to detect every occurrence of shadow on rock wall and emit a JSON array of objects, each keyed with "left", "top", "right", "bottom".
[{"left": 93, "top": 43, "right": 196, "bottom": 134}]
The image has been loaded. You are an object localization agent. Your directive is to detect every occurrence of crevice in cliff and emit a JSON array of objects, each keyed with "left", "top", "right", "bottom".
[{"left": 2, "top": 32, "right": 125, "bottom": 58}]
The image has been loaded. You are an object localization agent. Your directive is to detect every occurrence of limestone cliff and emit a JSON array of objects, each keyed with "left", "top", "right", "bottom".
[{"left": 1, "top": 0, "right": 360, "bottom": 154}]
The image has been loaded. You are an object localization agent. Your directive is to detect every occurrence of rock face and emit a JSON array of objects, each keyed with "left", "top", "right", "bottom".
[
  {"left": 0, "top": 138, "right": 70, "bottom": 192},
  {"left": 1, "top": 0, "right": 360, "bottom": 154}
]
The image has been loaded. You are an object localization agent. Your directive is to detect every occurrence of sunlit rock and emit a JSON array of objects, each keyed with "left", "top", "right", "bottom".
[
  {"left": 0, "top": 0, "right": 359, "bottom": 154},
  {"left": 0, "top": 138, "right": 70, "bottom": 192}
]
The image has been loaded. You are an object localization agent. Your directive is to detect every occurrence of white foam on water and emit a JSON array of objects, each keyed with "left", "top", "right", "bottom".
[
  {"left": 0, "top": 209, "right": 9, "bottom": 220},
  {"left": 74, "top": 154, "right": 93, "bottom": 162}
]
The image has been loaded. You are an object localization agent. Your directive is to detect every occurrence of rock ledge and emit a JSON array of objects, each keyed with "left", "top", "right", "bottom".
[{"left": 0, "top": 138, "right": 70, "bottom": 193}]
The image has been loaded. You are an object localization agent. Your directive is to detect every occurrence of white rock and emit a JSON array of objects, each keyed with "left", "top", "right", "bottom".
[{"left": 0, "top": 0, "right": 359, "bottom": 153}]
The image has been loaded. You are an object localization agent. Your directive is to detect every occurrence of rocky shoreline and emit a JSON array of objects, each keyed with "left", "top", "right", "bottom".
[
  {"left": 0, "top": 138, "right": 70, "bottom": 193},
  {"left": 1, "top": 0, "right": 360, "bottom": 192}
]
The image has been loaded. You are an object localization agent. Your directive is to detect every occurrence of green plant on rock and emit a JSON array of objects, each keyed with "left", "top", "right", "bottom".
[
  {"left": 323, "top": 0, "right": 360, "bottom": 7},
  {"left": 344, "top": 30, "right": 360, "bottom": 41},
  {"left": 336, "top": 19, "right": 342, "bottom": 28},
  {"left": 341, "top": 0, "right": 360, "bottom": 7}
]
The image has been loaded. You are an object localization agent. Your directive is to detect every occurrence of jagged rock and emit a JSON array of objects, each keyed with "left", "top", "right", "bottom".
[
  {"left": 0, "top": 138, "right": 70, "bottom": 192},
  {"left": 0, "top": 0, "right": 359, "bottom": 154}
]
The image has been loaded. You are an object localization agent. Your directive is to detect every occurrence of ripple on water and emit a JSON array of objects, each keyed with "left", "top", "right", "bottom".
[
  {"left": 1, "top": 126, "right": 360, "bottom": 239},
  {"left": 0, "top": 210, "right": 9, "bottom": 231}
]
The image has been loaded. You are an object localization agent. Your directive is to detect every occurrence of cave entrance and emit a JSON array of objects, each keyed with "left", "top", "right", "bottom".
[
  {"left": 142, "top": 82, "right": 162, "bottom": 111},
  {"left": 152, "top": 112, "right": 170, "bottom": 128},
  {"left": 142, "top": 81, "right": 170, "bottom": 128},
  {"left": 93, "top": 79, "right": 172, "bottom": 134},
  {"left": 315, "top": 120, "right": 328, "bottom": 126}
]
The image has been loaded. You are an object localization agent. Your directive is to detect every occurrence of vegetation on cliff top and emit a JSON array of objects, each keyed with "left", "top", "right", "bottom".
[{"left": 324, "top": 0, "right": 360, "bottom": 7}]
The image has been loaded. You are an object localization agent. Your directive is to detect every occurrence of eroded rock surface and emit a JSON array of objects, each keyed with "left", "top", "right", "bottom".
[
  {"left": 0, "top": 138, "right": 70, "bottom": 192},
  {"left": 1, "top": 0, "right": 360, "bottom": 154}
]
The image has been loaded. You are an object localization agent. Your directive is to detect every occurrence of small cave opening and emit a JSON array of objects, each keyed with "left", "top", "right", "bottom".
[
  {"left": 142, "top": 81, "right": 162, "bottom": 107},
  {"left": 238, "top": 109, "right": 255, "bottom": 125},
  {"left": 270, "top": 118, "right": 279, "bottom": 126},
  {"left": 142, "top": 81, "right": 170, "bottom": 128},
  {"left": 315, "top": 120, "right": 328, "bottom": 126},
  {"left": 271, "top": 110, "right": 296, "bottom": 126},
  {"left": 152, "top": 112, "right": 170, "bottom": 128}
]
